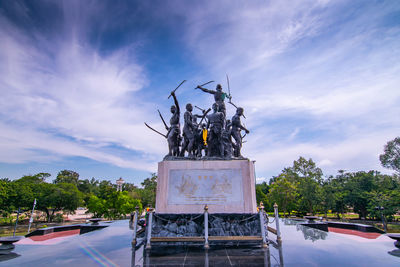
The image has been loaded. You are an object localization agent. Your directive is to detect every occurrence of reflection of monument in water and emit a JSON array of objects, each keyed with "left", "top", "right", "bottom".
[
  {"left": 140, "top": 79, "right": 282, "bottom": 251},
  {"left": 296, "top": 224, "right": 328, "bottom": 242}
]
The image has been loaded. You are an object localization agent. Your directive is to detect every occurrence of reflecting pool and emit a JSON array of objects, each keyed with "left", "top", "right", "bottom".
[{"left": 0, "top": 219, "right": 399, "bottom": 266}]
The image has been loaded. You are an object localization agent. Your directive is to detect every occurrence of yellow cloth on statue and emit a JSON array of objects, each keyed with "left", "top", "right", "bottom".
[{"left": 202, "top": 129, "right": 208, "bottom": 146}]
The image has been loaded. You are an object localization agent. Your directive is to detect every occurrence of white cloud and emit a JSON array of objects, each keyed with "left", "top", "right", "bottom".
[
  {"left": 288, "top": 128, "right": 300, "bottom": 141},
  {"left": 256, "top": 176, "right": 267, "bottom": 183},
  {"left": 246, "top": 130, "right": 399, "bottom": 177},
  {"left": 0, "top": 1, "right": 166, "bottom": 172},
  {"left": 176, "top": 0, "right": 400, "bottom": 177},
  {"left": 1, "top": 0, "right": 399, "bottom": 180},
  {"left": 181, "top": 0, "right": 332, "bottom": 74}
]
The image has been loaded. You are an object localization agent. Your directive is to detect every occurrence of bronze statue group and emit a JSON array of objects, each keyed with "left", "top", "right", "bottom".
[{"left": 145, "top": 81, "right": 249, "bottom": 160}]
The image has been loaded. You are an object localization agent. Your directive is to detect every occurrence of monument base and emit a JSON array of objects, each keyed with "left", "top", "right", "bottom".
[{"left": 155, "top": 160, "right": 257, "bottom": 214}]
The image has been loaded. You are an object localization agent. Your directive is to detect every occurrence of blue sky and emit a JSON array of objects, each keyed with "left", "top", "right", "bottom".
[{"left": 0, "top": 0, "right": 399, "bottom": 184}]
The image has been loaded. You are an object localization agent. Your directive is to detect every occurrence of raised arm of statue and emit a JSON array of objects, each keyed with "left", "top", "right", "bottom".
[
  {"left": 171, "top": 91, "right": 180, "bottom": 115},
  {"left": 196, "top": 86, "right": 216, "bottom": 95},
  {"left": 241, "top": 125, "right": 250, "bottom": 134}
]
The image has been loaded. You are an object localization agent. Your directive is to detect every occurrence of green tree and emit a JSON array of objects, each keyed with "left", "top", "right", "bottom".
[
  {"left": 368, "top": 190, "right": 400, "bottom": 221},
  {"left": 380, "top": 137, "right": 400, "bottom": 173},
  {"left": 102, "top": 191, "right": 142, "bottom": 219},
  {"left": 8, "top": 181, "right": 34, "bottom": 211},
  {"left": 54, "top": 170, "right": 80, "bottom": 185},
  {"left": 86, "top": 185, "right": 142, "bottom": 219},
  {"left": 255, "top": 185, "right": 269, "bottom": 209},
  {"left": 78, "top": 177, "right": 100, "bottom": 204},
  {"left": 33, "top": 183, "right": 83, "bottom": 222},
  {"left": 366, "top": 173, "right": 400, "bottom": 221},
  {"left": 87, "top": 195, "right": 107, "bottom": 217},
  {"left": 329, "top": 171, "right": 349, "bottom": 218},
  {"left": 282, "top": 157, "right": 323, "bottom": 214},
  {"left": 343, "top": 171, "right": 376, "bottom": 219},
  {"left": 287, "top": 157, "right": 323, "bottom": 183},
  {"left": 78, "top": 178, "right": 99, "bottom": 194},
  {"left": 117, "top": 192, "right": 142, "bottom": 217},
  {"left": 98, "top": 180, "right": 115, "bottom": 199},
  {"left": 268, "top": 174, "right": 298, "bottom": 216},
  {"left": 137, "top": 173, "right": 157, "bottom": 208},
  {"left": 122, "top": 182, "right": 137, "bottom": 192},
  {"left": 0, "top": 180, "right": 11, "bottom": 214},
  {"left": 15, "top": 173, "right": 50, "bottom": 184}
]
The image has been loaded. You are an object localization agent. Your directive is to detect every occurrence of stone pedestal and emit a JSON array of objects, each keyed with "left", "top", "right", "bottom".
[{"left": 155, "top": 160, "right": 257, "bottom": 214}]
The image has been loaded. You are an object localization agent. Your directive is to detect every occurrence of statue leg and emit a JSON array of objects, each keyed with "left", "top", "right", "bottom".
[
  {"left": 219, "top": 137, "right": 224, "bottom": 158},
  {"left": 197, "top": 143, "right": 203, "bottom": 157},
  {"left": 173, "top": 136, "right": 180, "bottom": 156},
  {"left": 207, "top": 130, "right": 214, "bottom": 157},
  {"left": 171, "top": 129, "right": 181, "bottom": 157},
  {"left": 180, "top": 136, "right": 188, "bottom": 157},
  {"left": 216, "top": 127, "right": 224, "bottom": 157},
  {"left": 187, "top": 134, "right": 195, "bottom": 157},
  {"left": 232, "top": 131, "right": 241, "bottom": 157},
  {"left": 167, "top": 134, "right": 173, "bottom": 156}
]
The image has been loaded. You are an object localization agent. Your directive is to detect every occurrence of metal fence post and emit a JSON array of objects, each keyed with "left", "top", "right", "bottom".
[
  {"left": 145, "top": 208, "right": 153, "bottom": 250},
  {"left": 132, "top": 206, "right": 139, "bottom": 247},
  {"left": 259, "top": 202, "right": 268, "bottom": 248},
  {"left": 204, "top": 204, "right": 209, "bottom": 249},
  {"left": 278, "top": 240, "right": 284, "bottom": 266},
  {"left": 274, "top": 203, "right": 281, "bottom": 243},
  {"left": 28, "top": 199, "right": 37, "bottom": 234},
  {"left": 204, "top": 247, "right": 209, "bottom": 267},
  {"left": 13, "top": 207, "right": 21, "bottom": 237}
]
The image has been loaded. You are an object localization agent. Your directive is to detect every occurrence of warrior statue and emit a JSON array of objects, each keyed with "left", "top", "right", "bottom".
[
  {"left": 231, "top": 107, "right": 249, "bottom": 158},
  {"left": 222, "top": 119, "right": 233, "bottom": 158},
  {"left": 167, "top": 91, "right": 181, "bottom": 157},
  {"left": 196, "top": 84, "right": 231, "bottom": 118},
  {"left": 180, "top": 103, "right": 196, "bottom": 157},
  {"left": 206, "top": 103, "right": 225, "bottom": 157},
  {"left": 196, "top": 122, "right": 208, "bottom": 157}
]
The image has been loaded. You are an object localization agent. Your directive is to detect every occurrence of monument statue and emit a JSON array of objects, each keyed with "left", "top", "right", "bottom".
[
  {"left": 231, "top": 107, "right": 249, "bottom": 158},
  {"left": 145, "top": 79, "right": 250, "bottom": 160},
  {"left": 180, "top": 103, "right": 196, "bottom": 157},
  {"left": 167, "top": 91, "right": 181, "bottom": 157},
  {"left": 222, "top": 119, "right": 233, "bottom": 158},
  {"left": 196, "top": 83, "right": 231, "bottom": 118},
  {"left": 206, "top": 103, "right": 225, "bottom": 157}
]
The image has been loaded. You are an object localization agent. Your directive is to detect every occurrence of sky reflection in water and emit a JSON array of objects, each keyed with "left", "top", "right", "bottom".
[{"left": 0, "top": 219, "right": 399, "bottom": 266}]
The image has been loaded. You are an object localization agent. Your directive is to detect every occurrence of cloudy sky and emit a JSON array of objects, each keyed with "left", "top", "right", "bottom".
[{"left": 1, "top": 0, "right": 399, "bottom": 184}]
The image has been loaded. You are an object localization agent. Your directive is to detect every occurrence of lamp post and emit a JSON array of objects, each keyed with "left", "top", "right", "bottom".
[
  {"left": 12, "top": 207, "right": 21, "bottom": 237},
  {"left": 27, "top": 199, "right": 37, "bottom": 233},
  {"left": 116, "top": 177, "right": 125, "bottom": 192},
  {"left": 375, "top": 206, "right": 387, "bottom": 233}
]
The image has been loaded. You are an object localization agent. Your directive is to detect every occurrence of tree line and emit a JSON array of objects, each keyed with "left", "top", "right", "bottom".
[
  {"left": 256, "top": 156, "right": 400, "bottom": 221},
  {"left": 0, "top": 170, "right": 157, "bottom": 222}
]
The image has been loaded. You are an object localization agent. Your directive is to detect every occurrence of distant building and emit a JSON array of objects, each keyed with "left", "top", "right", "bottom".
[{"left": 116, "top": 177, "right": 125, "bottom": 192}]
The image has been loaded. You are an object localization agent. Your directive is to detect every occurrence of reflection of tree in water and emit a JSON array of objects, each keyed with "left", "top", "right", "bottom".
[{"left": 296, "top": 224, "right": 328, "bottom": 242}]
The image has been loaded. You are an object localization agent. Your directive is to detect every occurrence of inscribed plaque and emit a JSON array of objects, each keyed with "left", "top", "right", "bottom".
[{"left": 168, "top": 169, "right": 243, "bottom": 205}]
